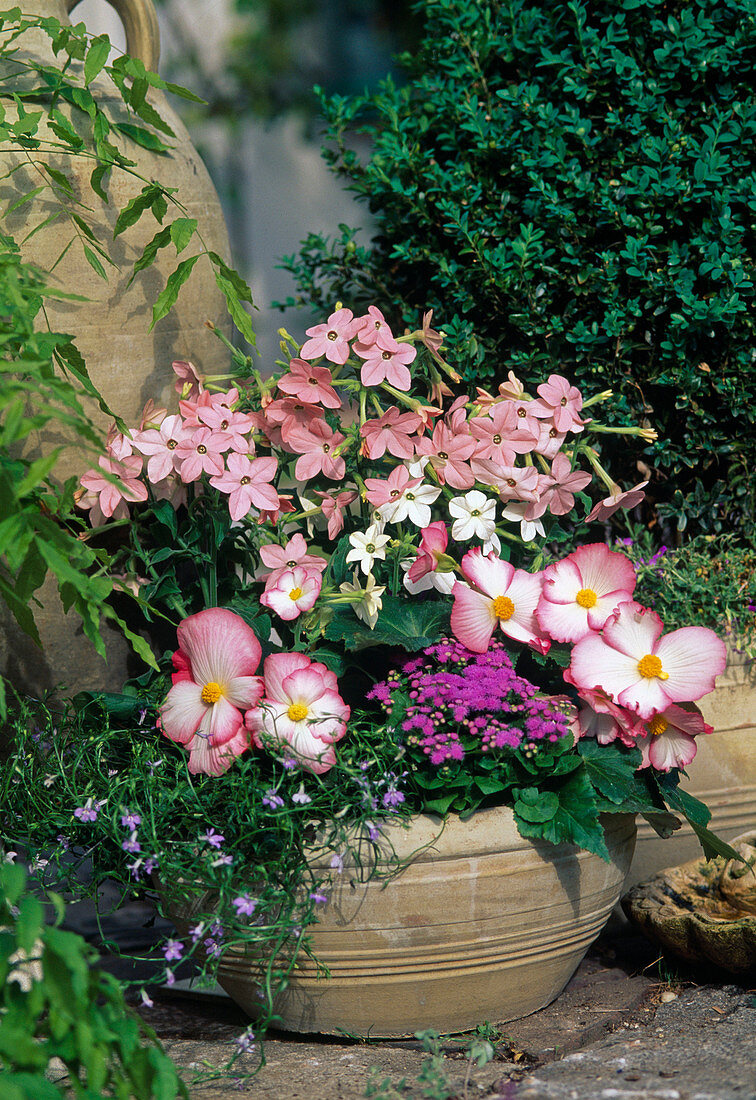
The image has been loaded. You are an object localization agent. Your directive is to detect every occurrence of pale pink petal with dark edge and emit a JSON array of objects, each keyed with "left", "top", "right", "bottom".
[
  {"left": 569, "top": 633, "right": 642, "bottom": 701},
  {"left": 617, "top": 676, "right": 671, "bottom": 720},
  {"left": 655, "top": 627, "right": 727, "bottom": 702},
  {"left": 459, "top": 548, "right": 515, "bottom": 598},
  {"left": 177, "top": 608, "right": 262, "bottom": 687},
  {"left": 601, "top": 601, "right": 664, "bottom": 659},
  {"left": 450, "top": 582, "right": 497, "bottom": 653},
  {"left": 159, "top": 681, "right": 205, "bottom": 745},
  {"left": 188, "top": 725, "right": 251, "bottom": 776}
]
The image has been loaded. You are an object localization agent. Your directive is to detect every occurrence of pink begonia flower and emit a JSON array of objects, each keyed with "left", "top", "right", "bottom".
[
  {"left": 300, "top": 307, "right": 361, "bottom": 365},
  {"left": 132, "top": 414, "right": 194, "bottom": 483},
  {"left": 260, "top": 566, "right": 322, "bottom": 621},
  {"left": 174, "top": 426, "right": 232, "bottom": 482},
  {"left": 286, "top": 419, "right": 347, "bottom": 481},
  {"left": 172, "top": 359, "right": 204, "bottom": 399},
  {"left": 564, "top": 673, "right": 645, "bottom": 747},
  {"left": 313, "top": 489, "right": 358, "bottom": 539},
  {"left": 537, "top": 453, "right": 592, "bottom": 516},
  {"left": 407, "top": 521, "right": 449, "bottom": 583},
  {"left": 357, "top": 332, "right": 417, "bottom": 390},
  {"left": 533, "top": 419, "right": 568, "bottom": 459},
  {"left": 635, "top": 704, "right": 712, "bottom": 772},
  {"left": 586, "top": 481, "right": 649, "bottom": 523},
  {"left": 259, "top": 533, "right": 327, "bottom": 579},
  {"left": 469, "top": 401, "right": 539, "bottom": 463},
  {"left": 354, "top": 305, "right": 393, "bottom": 348},
  {"left": 569, "top": 601, "right": 727, "bottom": 720},
  {"left": 536, "top": 543, "right": 637, "bottom": 644},
  {"left": 158, "top": 608, "right": 264, "bottom": 776},
  {"left": 246, "top": 652, "right": 350, "bottom": 774},
  {"left": 80, "top": 455, "right": 148, "bottom": 518},
  {"left": 360, "top": 408, "right": 422, "bottom": 460},
  {"left": 530, "top": 375, "right": 589, "bottom": 433},
  {"left": 415, "top": 421, "right": 476, "bottom": 490},
  {"left": 277, "top": 358, "right": 342, "bottom": 409},
  {"left": 209, "top": 454, "right": 279, "bottom": 521},
  {"left": 450, "top": 548, "right": 549, "bottom": 655},
  {"left": 180, "top": 388, "right": 238, "bottom": 428}
]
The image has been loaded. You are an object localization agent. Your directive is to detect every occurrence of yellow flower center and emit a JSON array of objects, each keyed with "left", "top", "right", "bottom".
[
  {"left": 576, "top": 587, "right": 598, "bottom": 609},
  {"left": 289, "top": 587, "right": 303, "bottom": 600},
  {"left": 287, "top": 702, "right": 309, "bottom": 722},
  {"left": 492, "top": 595, "right": 515, "bottom": 621},
  {"left": 637, "top": 653, "right": 668, "bottom": 680},
  {"left": 201, "top": 681, "right": 223, "bottom": 704},
  {"left": 649, "top": 714, "right": 669, "bottom": 737}
]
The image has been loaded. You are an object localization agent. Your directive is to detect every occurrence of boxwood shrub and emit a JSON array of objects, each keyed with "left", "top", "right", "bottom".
[{"left": 280, "top": 0, "right": 756, "bottom": 538}]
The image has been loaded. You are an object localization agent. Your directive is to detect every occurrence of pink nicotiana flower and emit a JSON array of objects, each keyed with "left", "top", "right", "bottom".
[
  {"left": 635, "top": 704, "right": 712, "bottom": 772},
  {"left": 158, "top": 609, "right": 264, "bottom": 776},
  {"left": 313, "top": 489, "right": 358, "bottom": 539},
  {"left": 179, "top": 387, "right": 238, "bottom": 428},
  {"left": 277, "top": 358, "right": 342, "bottom": 409},
  {"left": 360, "top": 408, "right": 423, "bottom": 460},
  {"left": 286, "top": 419, "right": 347, "bottom": 481},
  {"left": 209, "top": 454, "right": 279, "bottom": 521},
  {"left": 533, "top": 420, "right": 568, "bottom": 459},
  {"left": 197, "top": 404, "right": 256, "bottom": 452},
  {"left": 469, "top": 401, "right": 539, "bottom": 463},
  {"left": 172, "top": 359, "right": 204, "bottom": 399},
  {"left": 536, "top": 543, "right": 637, "bottom": 644},
  {"left": 79, "top": 455, "right": 148, "bottom": 518},
  {"left": 260, "top": 566, "right": 322, "bottom": 621},
  {"left": 246, "top": 652, "right": 350, "bottom": 774},
  {"left": 530, "top": 374, "right": 589, "bottom": 433},
  {"left": 354, "top": 305, "right": 393, "bottom": 347},
  {"left": 174, "top": 426, "right": 232, "bottom": 482},
  {"left": 415, "top": 420, "right": 476, "bottom": 490},
  {"left": 132, "top": 414, "right": 194, "bottom": 483},
  {"left": 300, "top": 307, "right": 361, "bottom": 364},
  {"left": 259, "top": 533, "right": 327, "bottom": 580},
  {"left": 569, "top": 601, "right": 727, "bottom": 720},
  {"left": 356, "top": 332, "right": 417, "bottom": 390},
  {"left": 586, "top": 481, "right": 649, "bottom": 523},
  {"left": 450, "top": 548, "right": 549, "bottom": 655},
  {"left": 537, "top": 453, "right": 592, "bottom": 516}
]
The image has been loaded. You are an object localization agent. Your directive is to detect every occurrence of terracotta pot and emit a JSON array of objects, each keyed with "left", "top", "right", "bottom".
[
  {"left": 627, "top": 647, "right": 756, "bottom": 888},
  {"left": 0, "top": 0, "right": 232, "bottom": 696},
  {"left": 212, "top": 806, "right": 636, "bottom": 1037}
]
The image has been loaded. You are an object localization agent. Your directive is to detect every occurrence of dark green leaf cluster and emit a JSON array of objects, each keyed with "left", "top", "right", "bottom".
[
  {"left": 0, "top": 862, "right": 187, "bottom": 1099},
  {"left": 280, "top": 0, "right": 756, "bottom": 536}
]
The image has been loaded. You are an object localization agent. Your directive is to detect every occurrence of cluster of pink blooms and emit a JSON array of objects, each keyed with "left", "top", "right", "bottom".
[
  {"left": 159, "top": 608, "right": 349, "bottom": 775},
  {"left": 449, "top": 542, "right": 727, "bottom": 771}
]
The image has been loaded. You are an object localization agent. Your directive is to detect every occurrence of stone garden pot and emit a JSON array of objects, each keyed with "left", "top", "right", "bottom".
[
  {"left": 212, "top": 806, "right": 636, "bottom": 1037},
  {"left": 627, "top": 646, "right": 756, "bottom": 887}
]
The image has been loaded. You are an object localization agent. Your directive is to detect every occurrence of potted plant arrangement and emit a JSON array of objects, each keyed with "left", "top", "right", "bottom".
[
  {"left": 2, "top": 305, "right": 734, "bottom": 1043},
  {"left": 614, "top": 533, "right": 756, "bottom": 883}
]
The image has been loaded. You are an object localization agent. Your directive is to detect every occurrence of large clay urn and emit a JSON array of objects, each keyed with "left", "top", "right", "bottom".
[{"left": 0, "top": 0, "right": 233, "bottom": 696}]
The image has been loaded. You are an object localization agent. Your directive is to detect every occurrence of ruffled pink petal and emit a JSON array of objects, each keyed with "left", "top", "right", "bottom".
[
  {"left": 159, "top": 681, "right": 205, "bottom": 745},
  {"left": 262, "top": 652, "right": 311, "bottom": 704},
  {"left": 225, "top": 675, "right": 265, "bottom": 710},
  {"left": 187, "top": 724, "right": 251, "bottom": 776},
  {"left": 303, "top": 690, "right": 350, "bottom": 743},
  {"left": 541, "top": 557, "right": 583, "bottom": 604},
  {"left": 176, "top": 609, "right": 262, "bottom": 687},
  {"left": 450, "top": 582, "right": 497, "bottom": 653},
  {"left": 585, "top": 591, "right": 635, "bottom": 632},
  {"left": 206, "top": 695, "right": 245, "bottom": 746},
  {"left": 655, "top": 627, "right": 727, "bottom": 702},
  {"left": 601, "top": 602, "right": 664, "bottom": 659},
  {"left": 617, "top": 676, "right": 671, "bottom": 719},
  {"left": 281, "top": 666, "right": 331, "bottom": 707},
  {"left": 644, "top": 727, "right": 698, "bottom": 772},
  {"left": 569, "top": 633, "right": 642, "bottom": 701},
  {"left": 570, "top": 543, "right": 637, "bottom": 597},
  {"left": 459, "top": 549, "right": 515, "bottom": 599},
  {"left": 536, "top": 597, "right": 589, "bottom": 644}
]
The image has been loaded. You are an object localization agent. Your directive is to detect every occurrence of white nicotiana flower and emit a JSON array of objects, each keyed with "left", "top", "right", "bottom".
[
  {"left": 400, "top": 559, "right": 456, "bottom": 596},
  {"left": 346, "top": 524, "right": 391, "bottom": 575},
  {"left": 379, "top": 482, "right": 441, "bottom": 527},
  {"left": 339, "top": 571, "right": 385, "bottom": 629},
  {"left": 448, "top": 490, "right": 497, "bottom": 542},
  {"left": 501, "top": 500, "right": 545, "bottom": 543},
  {"left": 406, "top": 454, "right": 430, "bottom": 479}
]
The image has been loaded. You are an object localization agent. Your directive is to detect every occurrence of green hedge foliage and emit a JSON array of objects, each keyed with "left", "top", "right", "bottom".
[{"left": 280, "top": 0, "right": 756, "bottom": 538}]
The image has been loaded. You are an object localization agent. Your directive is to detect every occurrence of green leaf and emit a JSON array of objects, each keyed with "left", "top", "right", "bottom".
[
  {"left": 150, "top": 254, "right": 200, "bottom": 329},
  {"left": 101, "top": 603, "right": 159, "bottom": 671},
  {"left": 169, "top": 217, "right": 197, "bottom": 255},
  {"left": 516, "top": 771, "right": 611, "bottom": 861},
  {"left": 84, "top": 34, "right": 110, "bottom": 85},
  {"left": 114, "top": 183, "right": 164, "bottom": 238},
  {"left": 577, "top": 739, "right": 649, "bottom": 806},
  {"left": 15, "top": 894, "right": 43, "bottom": 955},
  {"left": 82, "top": 243, "right": 107, "bottom": 280},
  {"left": 128, "top": 224, "right": 171, "bottom": 284},
  {"left": 114, "top": 121, "right": 168, "bottom": 153},
  {"left": 513, "top": 787, "right": 559, "bottom": 822},
  {"left": 656, "top": 777, "right": 742, "bottom": 862}
]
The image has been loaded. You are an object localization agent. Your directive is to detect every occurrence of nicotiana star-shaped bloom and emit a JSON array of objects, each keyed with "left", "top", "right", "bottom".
[
  {"left": 346, "top": 523, "right": 391, "bottom": 575},
  {"left": 448, "top": 490, "right": 497, "bottom": 543}
]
